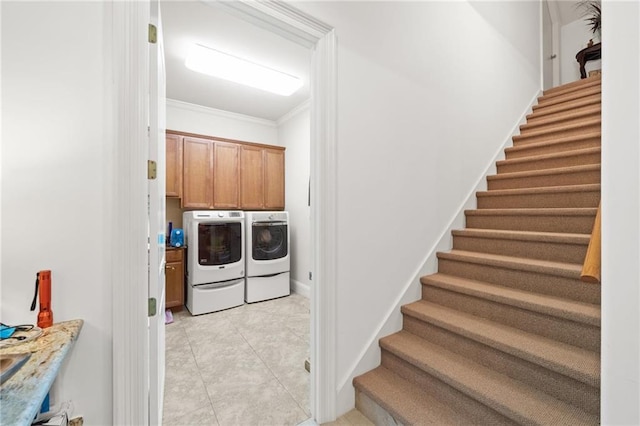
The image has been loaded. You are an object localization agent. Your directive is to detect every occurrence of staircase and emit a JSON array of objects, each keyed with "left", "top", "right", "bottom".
[{"left": 353, "top": 76, "right": 601, "bottom": 425}]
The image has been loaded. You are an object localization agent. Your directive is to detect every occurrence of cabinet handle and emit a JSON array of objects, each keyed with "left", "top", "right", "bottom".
[{"left": 165, "top": 265, "right": 176, "bottom": 271}]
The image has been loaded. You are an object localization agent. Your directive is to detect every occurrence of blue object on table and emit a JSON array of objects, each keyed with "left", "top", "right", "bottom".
[
  {"left": 170, "top": 228, "right": 184, "bottom": 247},
  {"left": 0, "top": 325, "right": 16, "bottom": 339},
  {"left": 40, "top": 393, "right": 49, "bottom": 413}
]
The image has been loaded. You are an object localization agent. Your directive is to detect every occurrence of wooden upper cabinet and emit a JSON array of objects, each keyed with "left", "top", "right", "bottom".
[
  {"left": 240, "top": 145, "right": 265, "bottom": 209},
  {"left": 182, "top": 136, "right": 212, "bottom": 209},
  {"left": 264, "top": 148, "right": 285, "bottom": 210},
  {"left": 212, "top": 142, "right": 239, "bottom": 209},
  {"left": 170, "top": 130, "right": 284, "bottom": 211},
  {"left": 165, "top": 133, "right": 183, "bottom": 198}
]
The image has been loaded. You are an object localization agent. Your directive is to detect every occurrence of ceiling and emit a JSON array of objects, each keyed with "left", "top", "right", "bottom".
[
  {"left": 161, "top": 1, "right": 311, "bottom": 122},
  {"left": 553, "top": 1, "right": 590, "bottom": 26}
]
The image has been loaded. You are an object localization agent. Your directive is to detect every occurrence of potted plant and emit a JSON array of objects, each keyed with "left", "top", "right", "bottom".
[{"left": 577, "top": 0, "right": 601, "bottom": 43}]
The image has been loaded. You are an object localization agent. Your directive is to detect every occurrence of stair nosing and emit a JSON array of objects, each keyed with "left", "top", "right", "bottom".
[
  {"left": 476, "top": 183, "right": 601, "bottom": 197},
  {"left": 399, "top": 303, "right": 600, "bottom": 387},
  {"left": 487, "top": 163, "right": 600, "bottom": 181},
  {"left": 421, "top": 272, "right": 600, "bottom": 325},
  {"left": 522, "top": 106, "right": 601, "bottom": 129},
  {"left": 514, "top": 117, "right": 601, "bottom": 139},
  {"left": 505, "top": 131, "right": 601, "bottom": 154},
  {"left": 436, "top": 249, "right": 582, "bottom": 279},
  {"left": 451, "top": 227, "right": 591, "bottom": 243},
  {"left": 496, "top": 146, "right": 601, "bottom": 166},
  {"left": 380, "top": 330, "right": 598, "bottom": 424},
  {"left": 464, "top": 207, "right": 598, "bottom": 216}
]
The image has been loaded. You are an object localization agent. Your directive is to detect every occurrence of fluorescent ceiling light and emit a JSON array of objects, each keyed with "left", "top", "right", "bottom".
[{"left": 185, "top": 44, "right": 303, "bottom": 96}]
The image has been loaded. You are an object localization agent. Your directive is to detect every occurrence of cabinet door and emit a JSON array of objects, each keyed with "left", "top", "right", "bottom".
[
  {"left": 240, "top": 145, "right": 264, "bottom": 209},
  {"left": 212, "top": 142, "right": 240, "bottom": 208},
  {"left": 165, "top": 133, "right": 183, "bottom": 198},
  {"left": 165, "top": 249, "right": 184, "bottom": 309},
  {"left": 264, "top": 148, "right": 285, "bottom": 210},
  {"left": 182, "top": 137, "right": 212, "bottom": 209}
]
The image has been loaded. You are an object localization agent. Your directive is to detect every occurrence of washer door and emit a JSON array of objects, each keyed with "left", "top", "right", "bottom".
[
  {"left": 197, "top": 222, "right": 242, "bottom": 266},
  {"left": 252, "top": 222, "right": 288, "bottom": 261}
]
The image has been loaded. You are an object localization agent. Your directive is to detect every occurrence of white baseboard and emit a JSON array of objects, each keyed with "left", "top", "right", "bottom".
[
  {"left": 335, "top": 91, "right": 541, "bottom": 416},
  {"left": 291, "top": 278, "right": 311, "bottom": 299}
]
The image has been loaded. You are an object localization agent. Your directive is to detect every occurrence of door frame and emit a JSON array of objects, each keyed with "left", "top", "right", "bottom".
[{"left": 111, "top": 1, "right": 339, "bottom": 423}]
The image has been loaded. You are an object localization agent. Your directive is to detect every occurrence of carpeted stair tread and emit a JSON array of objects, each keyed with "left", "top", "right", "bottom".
[
  {"left": 380, "top": 331, "right": 598, "bottom": 425},
  {"left": 487, "top": 163, "right": 600, "bottom": 182},
  {"left": 529, "top": 93, "right": 601, "bottom": 119},
  {"left": 436, "top": 249, "right": 582, "bottom": 279},
  {"left": 400, "top": 302, "right": 600, "bottom": 387},
  {"left": 505, "top": 131, "right": 601, "bottom": 159},
  {"left": 464, "top": 207, "right": 597, "bottom": 233},
  {"left": 477, "top": 183, "right": 601, "bottom": 199},
  {"left": 541, "top": 75, "right": 601, "bottom": 98},
  {"left": 421, "top": 272, "right": 600, "bottom": 326},
  {"left": 353, "top": 366, "right": 480, "bottom": 425},
  {"left": 513, "top": 117, "right": 600, "bottom": 142},
  {"left": 520, "top": 106, "right": 600, "bottom": 131},
  {"left": 496, "top": 147, "right": 600, "bottom": 173},
  {"left": 535, "top": 85, "right": 601, "bottom": 109}
]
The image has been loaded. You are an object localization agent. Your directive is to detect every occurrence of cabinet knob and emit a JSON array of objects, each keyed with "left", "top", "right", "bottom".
[{"left": 165, "top": 265, "right": 176, "bottom": 271}]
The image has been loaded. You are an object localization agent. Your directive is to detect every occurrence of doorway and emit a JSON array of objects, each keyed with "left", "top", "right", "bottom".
[{"left": 157, "top": 1, "right": 336, "bottom": 423}]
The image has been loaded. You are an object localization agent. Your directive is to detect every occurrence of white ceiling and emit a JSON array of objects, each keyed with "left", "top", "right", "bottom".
[
  {"left": 161, "top": 1, "right": 311, "bottom": 122},
  {"left": 553, "top": 1, "right": 590, "bottom": 26}
]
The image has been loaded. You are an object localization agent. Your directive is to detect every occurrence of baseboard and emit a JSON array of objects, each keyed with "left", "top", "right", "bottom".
[
  {"left": 291, "top": 278, "right": 310, "bottom": 298},
  {"left": 335, "top": 90, "right": 542, "bottom": 416}
]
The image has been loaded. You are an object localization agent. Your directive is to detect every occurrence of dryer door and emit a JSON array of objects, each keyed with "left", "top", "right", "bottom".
[{"left": 251, "top": 222, "right": 288, "bottom": 260}]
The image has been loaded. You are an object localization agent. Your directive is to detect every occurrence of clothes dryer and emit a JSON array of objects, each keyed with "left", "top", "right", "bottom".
[{"left": 244, "top": 211, "right": 290, "bottom": 302}]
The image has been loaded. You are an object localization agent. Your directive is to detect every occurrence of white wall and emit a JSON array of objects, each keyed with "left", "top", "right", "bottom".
[
  {"left": 295, "top": 1, "right": 541, "bottom": 415},
  {"left": 560, "top": 18, "right": 601, "bottom": 84},
  {"left": 278, "top": 102, "right": 311, "bottom": 296},
  {"left": 166, "top": 99, "right": 279, "bottom": 146},
  {"left": 1, "top": 2, "right": 112, "bottom": 423},
  {"left": 601, "top": 2, "right": 640, "bottom": 424}
]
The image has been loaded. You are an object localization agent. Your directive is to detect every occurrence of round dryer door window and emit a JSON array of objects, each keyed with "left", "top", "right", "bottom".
[{"left": 252, "top": 222, "right": 288, "bottom": 260}]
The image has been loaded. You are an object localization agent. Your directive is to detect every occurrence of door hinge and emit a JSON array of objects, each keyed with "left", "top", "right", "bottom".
[
  {"left": 148, "top": 24, "right": 157, "bottom": 44},
  {"left": 148, "top": 160, "right": 157, "bottom": 180},
  {"left": 148, "top": 297, "right": 157, "bottom": 317}
]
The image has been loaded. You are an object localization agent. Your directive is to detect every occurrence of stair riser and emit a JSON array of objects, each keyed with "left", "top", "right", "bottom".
[
  {"left": 514, "top": 123, "right": 601, "bottom": 145},
  {"left": 487, "top": 169, "right": 600, "bottom": 190},
  {"left": 497, "top": 151, "right": 600, "bottom": 174},
  {"left": 401, "top": 316, "right": 600, "bottom": 416},
  {"left": 452, "top": 234, "right": 588, "bottom": 263},
  {"left": 354, "top": 391, "right": 404, "bottom": 426},
  {"left": 541, "top": 77, "right": 600, "bottom": 97},
  {"left": 522, "top": 110, "right": 601, "bottom": 132},
  {"left": 536, "top": 87, "right": 601, "bottom": 108},
  {"left": 380, "top": 350, "right": 516, "bottom": 425},
  {"left": 421, "top": 285, "right": 600, "bottom": 351},
  {"left": 477, "top": 190, "right": 600, "bottom": 209},
  {"left": 465, "top": 213, "right": 596, "bottom": 234},
  {"left": 436, "top": 257, "right": 600, "bottom": 304},
  {"left": 505, "top": 136, "right": 601, "bottom": 159},
  {"left": 533, "top": 93, "right": 601, "bottom": 116},
  {"left": 527, "top": 102, "right": 600, "bottom": 125}
]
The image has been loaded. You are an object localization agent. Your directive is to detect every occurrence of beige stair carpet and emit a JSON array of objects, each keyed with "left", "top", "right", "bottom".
[{"left": 353, "top": 75, "right": 601, "bottom": 425}]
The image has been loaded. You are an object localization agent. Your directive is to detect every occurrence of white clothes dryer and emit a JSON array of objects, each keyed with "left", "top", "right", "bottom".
[{"left": 244, "top": 211, "right": 290, "bottom": 303}]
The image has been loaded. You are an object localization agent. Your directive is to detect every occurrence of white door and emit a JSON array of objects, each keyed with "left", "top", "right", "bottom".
[{"left": 148, "top": 0, "right": 167, "bottom": 424}]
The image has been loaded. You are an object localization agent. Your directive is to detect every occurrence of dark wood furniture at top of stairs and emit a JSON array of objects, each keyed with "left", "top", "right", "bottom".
[
  {"left": 354, "top": 75, "right": 602, "bottom": 426},
  {"left": 576, "top": 42, "right": 601, "bottom": 79}
]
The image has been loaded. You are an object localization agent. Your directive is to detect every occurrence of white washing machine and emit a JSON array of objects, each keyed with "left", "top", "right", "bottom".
[
  {"left": 183, "top": 210, "right": 245, "bottom": 315},
  {"left": 245, "top": 211, "right": 290, "bottom": 303}
]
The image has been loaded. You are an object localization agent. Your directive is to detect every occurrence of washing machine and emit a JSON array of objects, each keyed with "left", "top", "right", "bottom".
[
  {"left": 244, "top": 211, "right": 290, "bottom": 302},
  {"left": 183, "top": 210, "right": 245, "bottom": 315}
]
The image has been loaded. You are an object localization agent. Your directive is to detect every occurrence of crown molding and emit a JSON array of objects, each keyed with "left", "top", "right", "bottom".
[
  {"left": 166, "top": 98, "right": 277, "bottom": 128},
  {"left": 277, "top": 98, "right": 311, "bottom": 126}
]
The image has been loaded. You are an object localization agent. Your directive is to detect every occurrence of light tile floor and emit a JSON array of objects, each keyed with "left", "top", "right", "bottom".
[{"left": 163, "top": 293, "right": 311, "bottom": 426}]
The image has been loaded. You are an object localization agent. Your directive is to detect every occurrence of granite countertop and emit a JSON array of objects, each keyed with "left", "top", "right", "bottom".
[{"left": 0, "top": 319, "right": 83, "bottom": 426}]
